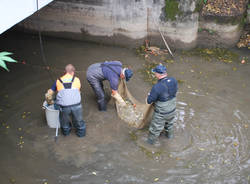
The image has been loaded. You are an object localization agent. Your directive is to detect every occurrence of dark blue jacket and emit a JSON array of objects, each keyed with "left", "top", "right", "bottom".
[
  {"left": 101, "top": 61, "right": 122, "bottom": 90},
  {"left": 147, "top": 77, "right": 178, "bottom": 104}
]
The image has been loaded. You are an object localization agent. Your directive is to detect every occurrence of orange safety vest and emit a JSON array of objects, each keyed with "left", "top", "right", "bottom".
[
  {"left": 56, "top": 73, "right": 81, "bottom": 91},
  {"left": 55, "top": 73, "right": 81, "bottom": 106}
]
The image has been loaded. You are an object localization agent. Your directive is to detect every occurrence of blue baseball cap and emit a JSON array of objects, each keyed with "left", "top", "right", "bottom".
[
  {"left": 152, "top": 64, "right": 167, "bottom": 74},
  {"left": 124, "top": 68, "right": 133, "bottom": 81}
]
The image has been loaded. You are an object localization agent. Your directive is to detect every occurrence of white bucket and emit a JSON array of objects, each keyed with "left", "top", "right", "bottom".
[{"left": 42, "top": 101, "right": 60, "bottom": 128}]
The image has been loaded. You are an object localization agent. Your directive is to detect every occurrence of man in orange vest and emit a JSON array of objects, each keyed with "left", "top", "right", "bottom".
[{"left": 46, "top": 64, "right": 86, "bottom": 137}]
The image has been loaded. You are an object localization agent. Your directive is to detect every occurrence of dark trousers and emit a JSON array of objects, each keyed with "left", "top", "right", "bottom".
[
  {"left": 59, "top": 104, "right": 86, "bottom": 137},
  {"left": 87, "top": 78, "right": 106, "bottom": 111}
]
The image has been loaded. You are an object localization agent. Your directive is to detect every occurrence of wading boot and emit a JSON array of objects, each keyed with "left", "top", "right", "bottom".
[
  {"left": 165, "top": 129, "right": 173, "bottom": 139},
  {"left": 98, "top": 100, "right": 107, "bottom": 111},
  {"left": 147, "top": 133, "right": 156, "bottom": 145}
]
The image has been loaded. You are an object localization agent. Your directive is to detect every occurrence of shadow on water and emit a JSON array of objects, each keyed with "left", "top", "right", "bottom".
[{"left": 0, "top": 31, "right": 249, "bottom": 184}]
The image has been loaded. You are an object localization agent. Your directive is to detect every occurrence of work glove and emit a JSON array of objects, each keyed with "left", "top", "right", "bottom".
[
  {"left": 111, "top": 92, "right": 126, "bottom": 106},
  {"left": 45, "top": 89, "right": 54, "bottom": 105}
]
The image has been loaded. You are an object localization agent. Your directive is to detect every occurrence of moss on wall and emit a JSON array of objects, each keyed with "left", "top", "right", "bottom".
[
  {"left": 195, "top": 0, "right": 205, "bottom": 12},
  {"left": 165, "top": 0, "right": 181, "bottom": 21}
]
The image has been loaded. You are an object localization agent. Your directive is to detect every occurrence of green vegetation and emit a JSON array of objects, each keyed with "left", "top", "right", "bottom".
[
  {"left": 139, "top": 62, "right": 158, "bottom": 85},
  {"left": 182, "top": 48, "right": 239, "bottom": 63},
  {"left": 129, "top": 131, "right": 138, "bottom": 141},
  {"left": 139, "top": 145, "right": 164, "bottom": 159},
  {"left": 198, "top": 28, "right": 216, "bottom": 34},
  {"left": 0, "top": 52, "right": 17, "bottom": 71},
  {"left": 165, "top": 0, "right": 181, "bottom": 21},
  {"left": 195, "top": 0, "right": 205, "bottom": 12},
  {"left": 136, "top": 45, "right": 146, "bottom": 56}
]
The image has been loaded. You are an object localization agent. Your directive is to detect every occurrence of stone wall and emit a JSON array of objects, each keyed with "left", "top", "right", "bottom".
[{"left": 18, "top": 0, "right": 247, "bottom": 49}]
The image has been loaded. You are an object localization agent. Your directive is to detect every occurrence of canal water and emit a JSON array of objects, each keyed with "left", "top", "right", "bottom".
[{"left": 0, "top": 31, "right": 249, "bottom": 184}]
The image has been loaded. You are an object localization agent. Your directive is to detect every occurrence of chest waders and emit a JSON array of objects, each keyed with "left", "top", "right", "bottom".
[
  {"left": 98, "top": 63, "right": 121, "bottom": 111},
  {"left": 147, "top": 79, "right": 177, "bottom": 144},
  {"left": 57, "top": 76, "right": 86, "bottom": 137}
]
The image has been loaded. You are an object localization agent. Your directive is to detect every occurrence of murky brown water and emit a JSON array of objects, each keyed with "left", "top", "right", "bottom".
[{"left": 0, "top": 31, "right": 249, "bottom": 184}]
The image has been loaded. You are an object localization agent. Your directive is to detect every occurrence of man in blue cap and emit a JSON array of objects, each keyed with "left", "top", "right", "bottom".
[
  {"left": 86, "top": 61, "right": 133, "bottom": 111},
  {"left": 146, "top": 64, "right": 178, "bottom": 145}
]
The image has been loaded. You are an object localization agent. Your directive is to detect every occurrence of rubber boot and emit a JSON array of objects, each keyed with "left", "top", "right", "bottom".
[
  {"left": 61, "top": 127, "right": 71, "bottom": 136},
  {"left": 76, "top": 128, "right": 86, "bottom": 137},
  {"left": 165, "top": 129, "right": 173, "bottom": 139},
  {"left": 147, "top": 133, "right": 156, "bottom": 145},
  {"left": 98, "top": 99, "right": 107, "bottom": 111}
]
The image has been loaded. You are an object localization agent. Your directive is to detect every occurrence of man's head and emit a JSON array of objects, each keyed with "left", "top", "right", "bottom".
[
  {"left": 152, "top": 64, "right": 167, "bottom": 79},
  {"left": 121, "top": 68, "right": 133, "bottom": 81},
  {"left": 65, "top": 64, "right": 75, "bottom": 75}
]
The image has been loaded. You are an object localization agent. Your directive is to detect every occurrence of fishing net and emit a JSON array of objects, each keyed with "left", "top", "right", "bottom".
[{"left": 115, "top": 79, "right": 153, "bottom": 129}]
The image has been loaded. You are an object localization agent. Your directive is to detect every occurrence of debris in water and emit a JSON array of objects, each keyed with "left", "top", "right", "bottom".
[
  {"left": 9, "top": 178, "right": 16, "bottom": 184},
  {"left": 232, "top": 67, "right": 237, "bottom": 71},
  {"left": 117, "top": 100, "right": 144, "bottom": 127},
  {"left": 241, "top": 59, "right": 246, "bottom": 64},
  {"left": 233, "top": 142, "right": 238, "bottom": 147},
  {"left": 154, "top": 178, "right": 159, "bottom": 182},
  {"left": 198, "top": 148, "right": 205, "bottom": 151}
]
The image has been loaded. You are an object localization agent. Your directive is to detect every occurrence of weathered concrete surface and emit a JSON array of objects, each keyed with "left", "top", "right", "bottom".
[
  {"left": 18, "top": 0, "right": 247, "bottom": 49},
  {"left": 248, "top": 7, "right": 250, "bottom": 24},
  {"left": 198, "top": 21, "right": 241, "bottom": 48}
]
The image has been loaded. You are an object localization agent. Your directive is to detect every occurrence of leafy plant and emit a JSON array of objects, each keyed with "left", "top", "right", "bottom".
[{"left": 0, "top": 52, "right": 17, "bottom": 71}]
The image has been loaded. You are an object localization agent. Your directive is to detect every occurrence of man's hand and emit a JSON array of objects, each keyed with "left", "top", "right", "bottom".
[{"left": 111, "top": 90, "right": 126, "bottom": 106}]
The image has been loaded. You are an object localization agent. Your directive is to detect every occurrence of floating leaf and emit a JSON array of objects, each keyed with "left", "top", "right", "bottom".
[
  {"left": 154, "top": 178, "right": 159, "bottom": 182},
  {"left": 9, "top": 178, "right": 16, "bottom": 184},
  {"left": 233, "top": 142, "right": 238, "bottom": 147}
]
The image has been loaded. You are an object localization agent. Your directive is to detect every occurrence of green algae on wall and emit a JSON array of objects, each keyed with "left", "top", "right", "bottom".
[{"left": 165, "top": 0, "right": 181, "bottom": 21}]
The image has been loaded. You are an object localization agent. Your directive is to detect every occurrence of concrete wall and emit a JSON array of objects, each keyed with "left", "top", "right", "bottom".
[{"left": 18, "top": 0, "right": 246, "bottom": 49}]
